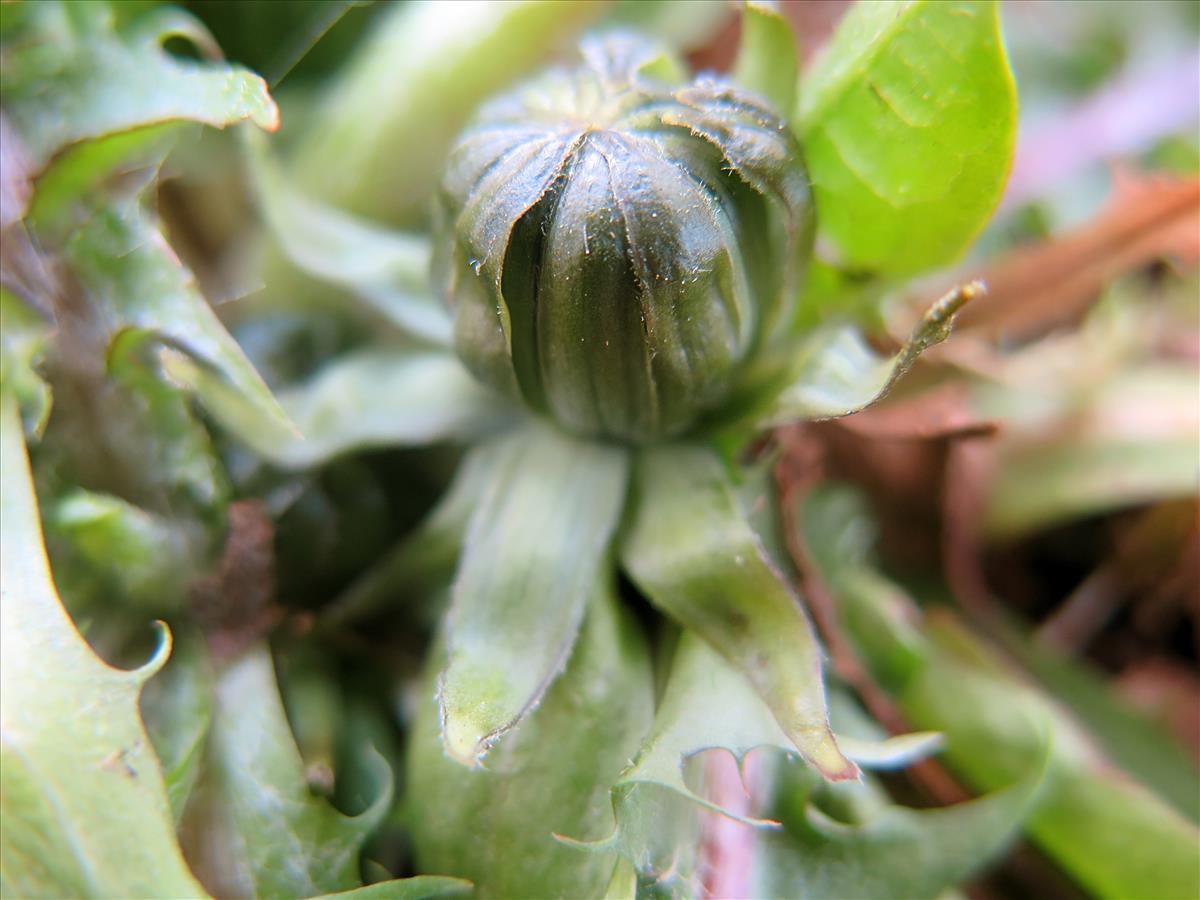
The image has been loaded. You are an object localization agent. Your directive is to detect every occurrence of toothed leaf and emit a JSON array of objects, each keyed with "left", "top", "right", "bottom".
[
  {"left": 0, "top": 2, "right": 277, "bottom": 174},
  {"left": 751, "top": 753, "right": 1041, "bottom": 899},
  {"left": 0, "top": 394, "right": 205, "bottom": 898},
  {"left": 183, "top": 643, "right": 392, "bottom": 898}
]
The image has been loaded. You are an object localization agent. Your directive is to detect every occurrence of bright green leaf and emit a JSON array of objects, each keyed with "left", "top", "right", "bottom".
[
  {"left": 183, "top": 643, "right": 391, "bottom": 898},
  {"left": 796, "top": 0, "right": 1017, "bottom": 275},
  {"left": 0, "top": 393, "right": 207, "bottom": 898},
  {"left": 439, "top": 424, "right": 630, "bottom": 764},
  {"left": 620, "top": 443, "right": 856, "bottom": 781},
  {"left": 408, "top": 580, "right": 654, "bottom": 899},
  {"left": 733, "top": 2, "right": 798, "bottom": 115},
  {"left": 0, "top": 1, "right": 277, "bottom": 173}
]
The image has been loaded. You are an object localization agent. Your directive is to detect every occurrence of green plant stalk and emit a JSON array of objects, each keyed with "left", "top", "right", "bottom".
[{"left": 836, "top": 572, "right": 1200, "bottom": 900}]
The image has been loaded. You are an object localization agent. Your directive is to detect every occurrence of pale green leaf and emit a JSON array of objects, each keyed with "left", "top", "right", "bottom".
[
  {"left": 312, "top": 877, "right": 473, "bottom": 899},
  {"left": 990, "top": 617, "right": 1200, "bottom": 823},
  {"left": 63, "top": 196, "right": 296, "bottom": 454},
  {"left": 245, "top": 131, "right": 451, "bottom": 345},
  {"left": 835, "top": 731, "right": 943, "bottom": 770},
  {"left": 0, "top": 393, "right": 207, "bottom": 898},
  {"left": 2, "top": 0, "right": 292, "bottom": 461},
  {"left": 277, "top": 645, "right": 343, "bottom": 793},
  {"left": 620, "top": 443, "right": 856, "bottom": 781},
  {"left": 904, "top": 619, "right": 1200, "bottom": 900},
  {"left": 559, "top": 638, "right": 777, "bottom": 897},
  {"left": 408, "top": 580, "right": 654, "bottom": 899},
  {"left": 141, "top": 629, "right": 213, "bottom": 822},
  {"left": 751, "top": 755, "right": 1040, "bottom": 899},
  {"left": 0, "top": 289, "right": 51, "bottom": 436},
  {"left": 0, "top": 1, "right": 277, "bottom": 173},
  {"left": 166, "top": 348, "right": 512, "bottom": 470},
  {"left": 102, "top": 335, "right": 232, "bottom": 515},
  {"left": 603, "top": 858, "right": 638, "bottom": 900},
  {"left": 795, "top": 486, "right": 927, "bottom": 689},
  {"left": 796, "top": 0, "right": 1017, "bottom": 275},
  {"left": 439, "top": 424, "right": 630, "bottom": 764},
  {"left": 981, "top": 366, "right": 1200, "bottom": 537},
  {"left": 602, "top": 634, "right": 794, "bottom": 829},
  {"left": 183, "top": 643, "right": 391, "bottom": 899},
  {"left": 46, "top": 488, "right": 198, "bottom": 614},
  {"left": 733, "top": 2, "right": 798, "bottom": 115},
  {"left": 291, "top": 0, "right": 603, "bottom": 222},
  {"left": 708, "top": 283, "right": 977, "bottom": 443},
  {"left": 27, "top": 125, "right": 181, "bottom": 236},
  {"left": 605, "top": 0, "right": 733, "bottom": 51}
]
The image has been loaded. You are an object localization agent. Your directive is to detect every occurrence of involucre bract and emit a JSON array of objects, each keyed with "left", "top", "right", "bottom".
[{"left": 436, "top": 35, "right": 813, "bottom": 441}]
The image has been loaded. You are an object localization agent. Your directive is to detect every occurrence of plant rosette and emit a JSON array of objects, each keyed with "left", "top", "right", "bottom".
[
  {"left": 2, "top": 1, "right": 1023, "bottom": 896},
  {"left": 195, "top": 4, "right": 1017, "bottom": 892}
]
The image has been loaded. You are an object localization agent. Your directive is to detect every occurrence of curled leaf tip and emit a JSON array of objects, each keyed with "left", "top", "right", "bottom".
[
  {"left": 839, "top": 730, "right": 945, "bottom": 770},
  {"left": 129, "top": 619, "right": 173, "bottom": 685}
]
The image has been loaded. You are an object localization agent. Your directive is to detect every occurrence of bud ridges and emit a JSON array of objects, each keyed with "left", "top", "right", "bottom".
[{"left": 437, "top": 34, "right": 813, "bottom": 441}]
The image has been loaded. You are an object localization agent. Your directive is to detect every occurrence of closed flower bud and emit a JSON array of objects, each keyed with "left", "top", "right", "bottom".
[{"left": 436, "top": 34, "right": 813, "bottom": 441}]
